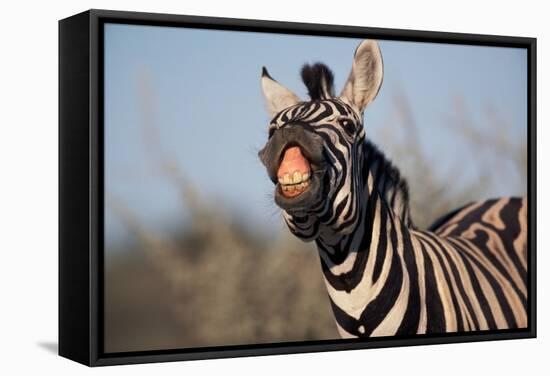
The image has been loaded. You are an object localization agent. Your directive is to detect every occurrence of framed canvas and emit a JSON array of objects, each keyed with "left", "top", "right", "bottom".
[{"left": 59, "top": 9, "right": 536, "bottom": 366}]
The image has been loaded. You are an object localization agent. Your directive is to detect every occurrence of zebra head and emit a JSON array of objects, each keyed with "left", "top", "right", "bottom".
[{"left": 258, "top": 40, "right": 384, "bottom": 241}]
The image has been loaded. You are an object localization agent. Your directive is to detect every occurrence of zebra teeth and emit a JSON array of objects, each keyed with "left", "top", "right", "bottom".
[
  {"left": 278, "top": 171, "right": 311, "bottom": 186},
  {"left": 279, "top": 176, "right": 311, "bottom": 197},
  {"left": 282, "top": 174, "right": 292, "bottom": 185},
  {"left": 293, "top": 171, "right": 302, "bottom": 184}
]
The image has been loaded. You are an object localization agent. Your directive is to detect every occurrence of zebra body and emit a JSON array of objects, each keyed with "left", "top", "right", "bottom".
[
  {"left": 258, "top": 40, "right": 528, "bottom": 337},
  {"left": 319, "top": 161, "right": 527, "bottom": 337}
]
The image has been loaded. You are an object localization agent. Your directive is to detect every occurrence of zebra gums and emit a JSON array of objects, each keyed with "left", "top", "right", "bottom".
[{"left": 258, "top": 40, "right": 528, "bottom": 337}]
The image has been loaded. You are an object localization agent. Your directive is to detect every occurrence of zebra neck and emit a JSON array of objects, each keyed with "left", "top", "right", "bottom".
[
  {"left": 315, "top": 170, "right": 414, "bottom": 337},
  {"left": 315, "top": 170, "right": 404, "bottom": 275}
]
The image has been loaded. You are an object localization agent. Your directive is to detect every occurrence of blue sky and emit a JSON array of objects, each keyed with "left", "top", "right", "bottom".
[{"left": 104, "top": 23, "right": 527, "bottom": 246}]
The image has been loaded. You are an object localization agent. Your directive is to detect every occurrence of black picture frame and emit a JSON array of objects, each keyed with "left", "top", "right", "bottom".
[{"left": 59, "top": 8, "right": 537, "bottom": 367}]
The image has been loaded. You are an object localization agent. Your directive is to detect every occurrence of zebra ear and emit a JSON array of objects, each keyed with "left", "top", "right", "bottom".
[
  {"left": 261, "top": 67, "right": 300, "bottom": 117},
  {"left": 340, "top": 40, "right": 384, "bottom": 113}
]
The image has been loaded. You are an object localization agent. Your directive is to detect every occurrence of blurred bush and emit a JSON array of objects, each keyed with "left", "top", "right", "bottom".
[
  {"left": 376, "top": 91, "right": 526, "bottom": 228},
  {"left": 105, "top": 168, "right": 337, "bottom": 352}
]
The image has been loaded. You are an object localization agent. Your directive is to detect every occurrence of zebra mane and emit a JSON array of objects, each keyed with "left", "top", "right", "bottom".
[
  {"left": 364, "top": 140, "right": 414, "bottom": 228},
  {"left": 301, "top": 63, "right": 335, "bottom": 100}
]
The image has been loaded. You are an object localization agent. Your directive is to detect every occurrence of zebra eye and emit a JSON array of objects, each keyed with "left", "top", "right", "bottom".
[{"left": 338, "top": 118, "right": 356, "bottom": 132}]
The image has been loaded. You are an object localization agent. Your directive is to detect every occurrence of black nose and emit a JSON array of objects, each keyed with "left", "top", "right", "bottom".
[
  {"left": 271, "top": 125, "right": 311, "bottom": 150},
  {"left": 259, "top": 124, "right": 325, "bottom": 182}
]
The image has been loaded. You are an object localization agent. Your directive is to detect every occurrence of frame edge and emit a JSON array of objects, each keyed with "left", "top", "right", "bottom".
[{"left": 59, "top": 10, "right": 93, "bottom": 366}]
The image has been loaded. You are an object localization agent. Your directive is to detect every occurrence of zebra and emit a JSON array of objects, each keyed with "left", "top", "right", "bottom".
[{"left": 258, "top": 39, "right": 528, "bottom": 337}]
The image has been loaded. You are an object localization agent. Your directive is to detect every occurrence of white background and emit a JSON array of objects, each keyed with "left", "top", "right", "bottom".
[{"left": 0, "top": 0, "right": 547, "bottom": 374}]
